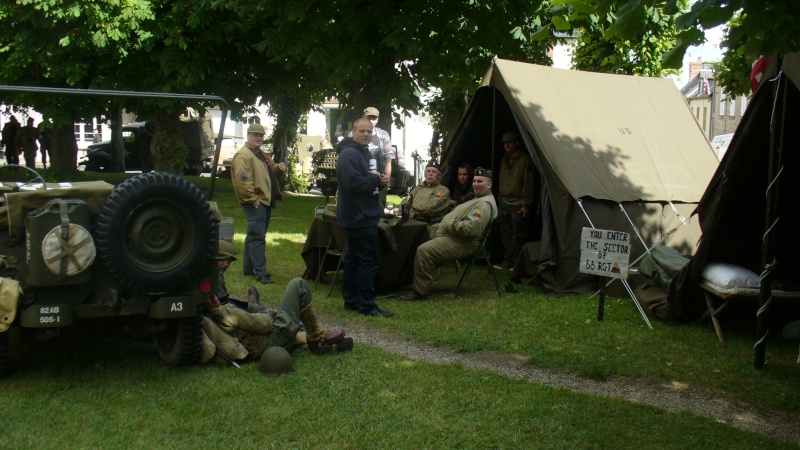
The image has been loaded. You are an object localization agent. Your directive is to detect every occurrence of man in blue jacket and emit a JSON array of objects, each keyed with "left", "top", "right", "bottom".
[{"left": 335, "top": 118, "right": 393, "bottom": 317}]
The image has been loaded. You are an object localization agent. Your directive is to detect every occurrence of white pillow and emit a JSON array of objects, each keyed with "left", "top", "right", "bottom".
[{"left": 702, "top": 262, "right": 760, "bottom": 289}]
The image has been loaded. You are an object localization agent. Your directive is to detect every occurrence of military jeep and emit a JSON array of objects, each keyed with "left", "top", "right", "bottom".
[
  {"left": 0, "top": 167, "right": 219, "bottom": 377},
  {"left": 0, "top": 86, "right": 230, "bottom": 377}
]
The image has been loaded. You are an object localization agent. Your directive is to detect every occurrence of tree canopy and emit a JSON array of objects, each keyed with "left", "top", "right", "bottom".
[
  {"left": 538, "top": 0, "right": 800, "bottom": 92},
  {"left": 7, "top": 0, "right": 796, "bottom": 175}
]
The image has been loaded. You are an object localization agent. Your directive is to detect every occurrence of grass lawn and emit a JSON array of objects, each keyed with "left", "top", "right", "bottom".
[{"left": 2, "top": 172, "right": 799, "bottom": 448}]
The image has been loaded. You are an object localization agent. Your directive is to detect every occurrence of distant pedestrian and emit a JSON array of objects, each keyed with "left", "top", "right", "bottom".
[
  {"left": 92, "top": 128, "right": 102, "bottom": 144},
  {"left": 16, "top": 118, "right": 39, "bottom": 169},
  {"left": 38, "top": 123, "right": 52, "bottom": 169},
  {"left": 1, "top": 116, "right": 20, "bottom": 165}
]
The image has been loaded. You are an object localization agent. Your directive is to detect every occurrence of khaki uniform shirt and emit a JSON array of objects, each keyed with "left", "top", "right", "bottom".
[
  {"left": 406, "top": 181, "right": 451, "bottom": 222},
  {"left": 437, "top": 193, "right": 497, "bottom": 243},
  {"left": 205, "top": 303, "right": 274, "bottom": 361},
  {"left": 231, "top": 144, "right": 281, "bottom": 206}
]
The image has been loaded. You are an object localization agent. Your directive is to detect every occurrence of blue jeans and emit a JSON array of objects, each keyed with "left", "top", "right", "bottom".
[
  {"left": 241, "top": 202, "right": 272, "bottom": 278},
  {"left": 342, "top": 226, "right": 379, "bottom": 313}
]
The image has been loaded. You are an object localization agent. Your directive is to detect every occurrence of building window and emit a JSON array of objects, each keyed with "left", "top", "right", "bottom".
[
  {"left": 719, "top": 95, "right": 726, "bottom": 116},
  {"left": 729, "top": 98, "right": 735, "bottom": 117},
  {"left": 741, "top": 97, "right": 748, "bottom": 115}
]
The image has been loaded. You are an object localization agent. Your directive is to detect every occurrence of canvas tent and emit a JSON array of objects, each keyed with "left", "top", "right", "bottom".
[
  {"left": 668, "top": 53, "right": 800, "bottom": 324},
  {"left": 442, "top": 59, "right": 719, "bottom": 295}
]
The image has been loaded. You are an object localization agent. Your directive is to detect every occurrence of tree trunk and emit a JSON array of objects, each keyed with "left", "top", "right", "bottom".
[
  {"left": 150, "top": 110, "right": 185, "bottom": 174},
  {"left": 50, "top": 125, "right": 79, "bottom": 178}
]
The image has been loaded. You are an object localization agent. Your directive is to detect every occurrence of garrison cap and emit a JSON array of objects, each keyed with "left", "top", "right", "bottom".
[{"left": 473, "top": 166, "right": 492, "bottom": 180}]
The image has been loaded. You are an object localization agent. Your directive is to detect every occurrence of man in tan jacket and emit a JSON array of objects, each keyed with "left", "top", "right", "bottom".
[{"left": 231, "top": 123, "right": 286, "bottom": 284}]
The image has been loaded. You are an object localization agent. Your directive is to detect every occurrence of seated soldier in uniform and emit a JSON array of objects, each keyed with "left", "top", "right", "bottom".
[
  {"left": 200, "top": 241, "right": 352, "bottom": 365},
  {"left": 401, "top": 161, "right": 451, "bottom": 237},
  {"left": 398, "top": 167, "right": 498, "bottom": 301}
]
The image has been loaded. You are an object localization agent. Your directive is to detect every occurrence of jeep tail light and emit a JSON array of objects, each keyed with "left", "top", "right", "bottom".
[{"left": 199, "top": 279, "right": 213, "bottom": 294}]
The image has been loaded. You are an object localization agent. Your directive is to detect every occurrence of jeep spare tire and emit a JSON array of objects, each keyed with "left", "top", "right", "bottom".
[{"left": 95, "top": 172, "right": 215, "bottom": 293}]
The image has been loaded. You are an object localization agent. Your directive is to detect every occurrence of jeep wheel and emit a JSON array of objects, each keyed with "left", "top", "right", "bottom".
[
  {"left": 95, "top": 172, "right": 216, "bottom": 293},
  {"left": 0, "top": 332, "right": 8, "bottom": 378},
  {"left": 155, "top": 306, "right": 202, "bottom": 367}
]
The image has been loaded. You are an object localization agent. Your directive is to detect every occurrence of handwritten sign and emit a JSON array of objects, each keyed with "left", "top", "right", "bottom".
[{"left": 579, "top": 227, "right": 631, "bottom": 279}]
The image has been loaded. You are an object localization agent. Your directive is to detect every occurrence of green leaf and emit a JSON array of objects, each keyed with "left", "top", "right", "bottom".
[
  {"left": 511, "top": 26, "right": 527, "bottom": 42},
  {"left": 664, "top": 0, "right": 680, "bottom": 16},
  {"left": 531, "top": 25, "right": 552, "bottom": 41},
  {"left": 699, "top": 5, "right": 733, "bottom": 29},
  {"left": 615, "top": 2, "right": 646, "bottom": 41},
  {"left": 552, "top": 16, "right": 571, "bottom": 31}
]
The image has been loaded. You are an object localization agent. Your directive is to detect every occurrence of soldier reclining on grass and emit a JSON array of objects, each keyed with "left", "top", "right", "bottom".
[{"left": 200, "top": 241, "right": 352, "bottom": 366}]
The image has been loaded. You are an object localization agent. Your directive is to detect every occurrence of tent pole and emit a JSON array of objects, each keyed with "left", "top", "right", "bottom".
[
  {"left": 491, "top": 86, "right": 497, "bottom": 171},
  {"left": 667, "top": 201, "right": 699, "bottom": 244},
  {"left": 754, "top": 70, "right": 786, "bottom": 370}
]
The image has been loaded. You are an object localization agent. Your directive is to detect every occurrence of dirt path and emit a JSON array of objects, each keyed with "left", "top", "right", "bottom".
[{"left": 332, "top": 321, "right": 800, "bottom": 446}]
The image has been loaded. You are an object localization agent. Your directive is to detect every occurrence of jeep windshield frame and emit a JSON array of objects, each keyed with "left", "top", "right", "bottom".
[{"left": 0, "top": 85, "right": 229, "bottom": 200}]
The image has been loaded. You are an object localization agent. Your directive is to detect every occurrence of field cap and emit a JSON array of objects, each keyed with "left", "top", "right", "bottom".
[
  {"left": 248, "top": 123, "right": 266, "bottom": 135},
  {"left": 363, "top": 107, "right": 380, "bottom": 117},
  {"left": 501, "top": 131, "right": 518, "bottom": 143}
]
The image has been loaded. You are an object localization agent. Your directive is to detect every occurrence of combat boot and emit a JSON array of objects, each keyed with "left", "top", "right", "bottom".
[{"left": 300, "top": 304, "right": 346, "bottom": 354}]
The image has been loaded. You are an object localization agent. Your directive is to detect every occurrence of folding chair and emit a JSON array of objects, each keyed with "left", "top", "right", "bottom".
[
  {"left": 455, "top": 226, "right": 501, "bottom": 297},
  {"left": 312, "top": 218, "right": 348, "bottom": 296},
  {"left": 314, "top": 205, "right": 325, "bottom": 217}
]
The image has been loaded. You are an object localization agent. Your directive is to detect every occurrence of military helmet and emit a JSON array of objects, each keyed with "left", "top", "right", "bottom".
[
  {"left": 216, "top": 240, "right": 237, "bottom": 261},
  {"left": 259, "top": 346, "right": 293, "bottom": 376}
]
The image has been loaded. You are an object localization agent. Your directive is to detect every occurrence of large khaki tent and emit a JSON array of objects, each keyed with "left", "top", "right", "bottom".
[{"left": 442, "top": 59, "right": 719, "bottom": 294}]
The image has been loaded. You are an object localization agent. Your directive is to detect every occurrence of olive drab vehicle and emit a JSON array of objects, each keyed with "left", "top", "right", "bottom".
[{"left": 0, "top": 86, "right": 230, "bottom": 378}]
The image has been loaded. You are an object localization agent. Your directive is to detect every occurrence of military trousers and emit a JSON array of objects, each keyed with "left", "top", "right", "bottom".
[
  {"left": 413, "top": 235, "right": 477, "bottom": 295},
  {"left": 497, "top": 201, "right": 529, "bottom": 263}
]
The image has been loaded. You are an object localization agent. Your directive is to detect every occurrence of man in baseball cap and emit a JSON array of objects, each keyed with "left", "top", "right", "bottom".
[{"left": 362, "top": 106, "right": 395, "bottom": 193}]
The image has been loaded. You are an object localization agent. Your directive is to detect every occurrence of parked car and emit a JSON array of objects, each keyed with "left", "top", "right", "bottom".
[
  {"left": 81, "top": 122, "right": 148, "bottom": 172},
  {"left": 81, "top": 116, "right": 215, "bottom": 175},
  {"left": 217, "top": 135, "right": 244, "bottom": 178}
]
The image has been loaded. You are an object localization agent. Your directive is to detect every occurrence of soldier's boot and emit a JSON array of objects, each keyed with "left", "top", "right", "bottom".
[
  {"left": 248, "top": 285, "right": 261, "bottom": 305},
  {"left": 300, "top": 304, "right": 348, "bottom": 354},
  {"left": 246, "top": 285, "right": 270, "bottom": 314}
]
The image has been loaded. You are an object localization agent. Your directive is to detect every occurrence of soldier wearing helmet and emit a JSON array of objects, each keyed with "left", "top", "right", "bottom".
[{"left": 200, "top": 241, "right": 353, "bottom": 367}]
